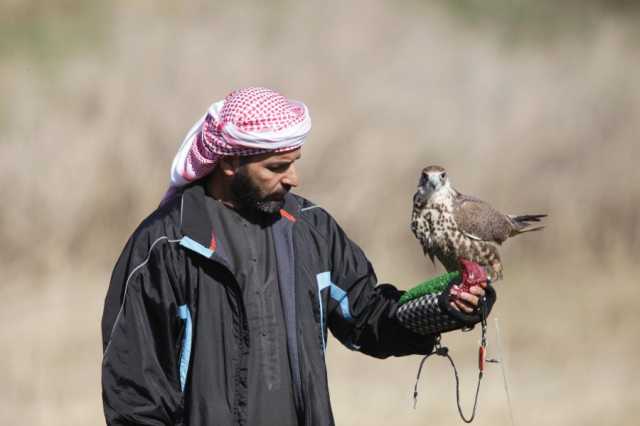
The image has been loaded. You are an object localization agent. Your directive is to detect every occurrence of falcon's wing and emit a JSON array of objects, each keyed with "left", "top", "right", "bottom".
[{"left": 453, "top": 193, "right": 513, "bottom": 244}]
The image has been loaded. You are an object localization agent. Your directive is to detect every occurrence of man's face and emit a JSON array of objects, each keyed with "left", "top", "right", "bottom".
[{"left": 230, "top": 148, "right": 301, "bottom": 215}]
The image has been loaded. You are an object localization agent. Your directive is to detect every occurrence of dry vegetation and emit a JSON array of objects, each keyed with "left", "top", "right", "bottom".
[{"left": 1, "top": 1, "right": 639, "bottom": 425}]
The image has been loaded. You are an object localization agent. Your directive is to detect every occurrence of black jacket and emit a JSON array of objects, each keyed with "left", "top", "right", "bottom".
[{"left": 101, "top": 183, "right": 435, "bottom": 426}]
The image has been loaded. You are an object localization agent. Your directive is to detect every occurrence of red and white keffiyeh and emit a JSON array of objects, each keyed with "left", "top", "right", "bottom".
[{"left": 163, "top": 87, "right": 311, "bottom": 202}]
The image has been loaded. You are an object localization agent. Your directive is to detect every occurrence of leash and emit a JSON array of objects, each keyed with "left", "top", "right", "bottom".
[{"left": 413, "top": 297, "right": 492, "bottom": 423}]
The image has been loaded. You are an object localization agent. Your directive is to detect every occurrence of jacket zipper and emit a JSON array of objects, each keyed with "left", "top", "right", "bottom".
[{"left": 208, "top": 253, "right": 251, "bottom": 426}]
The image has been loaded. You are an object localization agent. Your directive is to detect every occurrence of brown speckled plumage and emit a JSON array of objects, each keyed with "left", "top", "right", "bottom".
[{"left": 411, "top": 165, "right": 546, "bottom": 280}]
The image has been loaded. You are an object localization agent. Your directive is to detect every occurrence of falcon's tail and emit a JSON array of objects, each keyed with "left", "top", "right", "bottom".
[{"left": 508, "top": 214, "right": 547, "bottom": 236}]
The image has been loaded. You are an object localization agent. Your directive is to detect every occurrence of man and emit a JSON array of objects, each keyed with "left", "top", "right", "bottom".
[{"left": 101, "top": 87, "right": 490, "bottom": 426}]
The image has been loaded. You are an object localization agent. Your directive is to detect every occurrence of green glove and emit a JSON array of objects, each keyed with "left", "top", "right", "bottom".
[{"left": 398, "top": 271, "right": 460, "bottom": 305}]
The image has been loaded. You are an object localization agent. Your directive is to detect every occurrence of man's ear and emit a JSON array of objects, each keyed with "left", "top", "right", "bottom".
[{"left": 219, "top": 156, "right": 241, "bottom": 177}]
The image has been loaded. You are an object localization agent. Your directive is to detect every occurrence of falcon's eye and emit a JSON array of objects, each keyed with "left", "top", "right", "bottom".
[{"left": 440, "top": 172, "right": 447, "bottom": 180}]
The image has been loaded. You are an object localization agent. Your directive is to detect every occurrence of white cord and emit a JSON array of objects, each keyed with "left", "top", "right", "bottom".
[{"left": 494, "top": 317, "right": 517, "bottom": 426}]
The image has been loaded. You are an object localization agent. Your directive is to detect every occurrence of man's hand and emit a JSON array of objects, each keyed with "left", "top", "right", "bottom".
[{"left": 450, "top": 282, "right": 487, "bottom": 313}]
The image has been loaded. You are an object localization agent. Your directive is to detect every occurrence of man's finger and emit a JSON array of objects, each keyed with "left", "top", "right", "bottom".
[
  {"left": 469, "top": 286, "right": 486, "bottom": 297},
  {"left": 453, "top": 299, "right": 474, "bottom": 313},
  {"left": 457, "top": 291, "right": 479, "bottom": 307},
  {"left": 450, "top": 301, "right": 472, "bottom": 313},
  {"left": 451, "top": 299, "right": 473, "bottom": 314}
]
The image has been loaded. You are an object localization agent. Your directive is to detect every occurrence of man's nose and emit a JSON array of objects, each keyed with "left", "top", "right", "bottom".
[{"left": 281, "top": 165, "right": 299, "bottom": 188}]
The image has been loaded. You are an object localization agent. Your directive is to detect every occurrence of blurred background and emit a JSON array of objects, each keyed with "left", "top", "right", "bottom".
[{"left": 1, "top": 1, "right": 639, "bottom": 425}]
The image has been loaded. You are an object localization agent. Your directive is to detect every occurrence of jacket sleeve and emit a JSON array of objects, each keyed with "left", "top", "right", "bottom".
[
  {"left": 323, "top": 215, "right": 436, "bottom": 359},
  {"left": 101, "top": 234, "right": 186, "bottom": 425}
]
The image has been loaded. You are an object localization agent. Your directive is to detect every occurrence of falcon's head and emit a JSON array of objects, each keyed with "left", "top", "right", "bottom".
[{"left": 414, "top": 165, "right": 454, "bottom": 205}]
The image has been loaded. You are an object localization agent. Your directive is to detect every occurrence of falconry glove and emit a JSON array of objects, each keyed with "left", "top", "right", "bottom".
[{"left": 395, "top": 259, "right": 497, "bottom": 336}]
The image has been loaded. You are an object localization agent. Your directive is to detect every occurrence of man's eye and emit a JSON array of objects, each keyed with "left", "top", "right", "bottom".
[{"left": 268, "top": 164, "right": 288, "bottom": 173}]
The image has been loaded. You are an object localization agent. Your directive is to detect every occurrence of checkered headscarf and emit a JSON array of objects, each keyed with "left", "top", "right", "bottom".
[{"left": 163, "top": 87, "right": 311, "bottom": 202}]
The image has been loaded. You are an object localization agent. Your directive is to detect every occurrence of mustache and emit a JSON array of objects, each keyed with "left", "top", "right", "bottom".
[{"left": 263, "top": 189, "right": 288, "bottom": 201}]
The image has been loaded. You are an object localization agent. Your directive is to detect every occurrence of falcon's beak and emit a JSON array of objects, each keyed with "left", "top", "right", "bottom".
[{"left": 427, "top": 174, "right": 440, "bottom": 190}]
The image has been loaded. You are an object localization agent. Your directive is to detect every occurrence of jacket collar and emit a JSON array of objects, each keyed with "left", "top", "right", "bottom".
[
  {"left": 179, "top": 182, "right": 215, "bottom": 252},
  {"left": 177, "top": 181, "right": 301, "bottom": 259}
]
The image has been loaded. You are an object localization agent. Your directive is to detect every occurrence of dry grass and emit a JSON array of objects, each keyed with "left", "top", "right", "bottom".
[{"left": 1, "top": 1, "right": 639, "bottom": 425}]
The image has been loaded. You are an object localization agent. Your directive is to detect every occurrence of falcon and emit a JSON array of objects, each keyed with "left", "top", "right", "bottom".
[{"left": 411, "top": 165, "right": 546, "bottom": 280}]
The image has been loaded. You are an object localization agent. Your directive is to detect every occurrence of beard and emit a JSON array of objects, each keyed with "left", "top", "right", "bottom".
[{"left": 230, "top": 169, "right": 286, "bottom": 215}]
